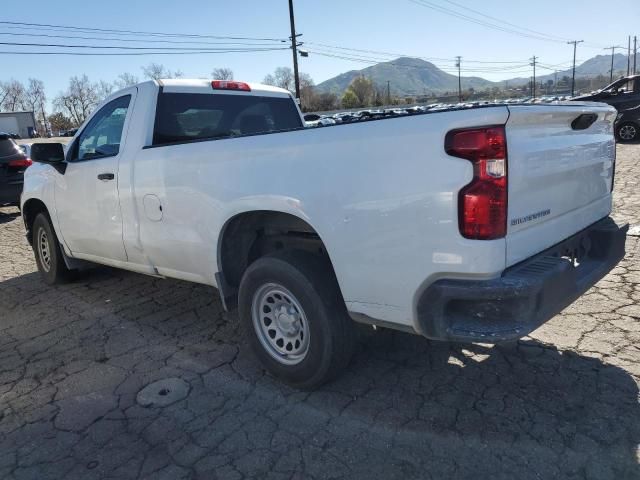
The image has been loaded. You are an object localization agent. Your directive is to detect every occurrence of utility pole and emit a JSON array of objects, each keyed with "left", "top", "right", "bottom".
[
  {"left": 604, "top": 46, "right": 622, "bottom": 83},
  {"left": 288, "top": 0, "right": 301, "bottom": 102},
  {"left": 634, "top": 36, "right": 637, "bottom": 74},
  {"left": 628, "top": 36, "right": 632, "bottom": 76},
  {"left": 455, "top": 56, "right": 462, "bottom": 102},
  {"left": 530, "top": 56, "right": 537, "bottom": 99},
  {"left": 567, "top": 40, "right": 583, "bottom": 97},
  {"left": 386, "top": 81, "right": 391, "bottom": 104},
  {"left": 40, "top": 103, "right": 47, "bottom": 137}
]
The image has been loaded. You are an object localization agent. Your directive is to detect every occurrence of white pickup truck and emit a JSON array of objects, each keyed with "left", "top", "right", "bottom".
[{"left": 23, "top": 79, "right": 627, "bottom": 388}]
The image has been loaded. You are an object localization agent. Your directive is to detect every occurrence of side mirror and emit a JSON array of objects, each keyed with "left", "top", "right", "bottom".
[
  {"left": 30, "top": 143, "right": 65, "bottom": 163},
  {"left": 30, "top": 143, "right": 66, "bottom": 173}
]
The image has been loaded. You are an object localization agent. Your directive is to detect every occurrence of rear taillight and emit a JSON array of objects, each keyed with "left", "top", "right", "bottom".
[
  {"left": 445, "top": 126, "right": 507, "bottom": 240},
  {"left": 8, "top": 158, "right": 32, "bottom": 168}
]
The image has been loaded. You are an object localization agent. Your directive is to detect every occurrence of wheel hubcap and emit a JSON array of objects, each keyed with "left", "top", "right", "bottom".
[
  {"left": 619, "top": 125, "right": 637, "bottom": 141},
  {"left": 251, "top": 283, "right": 310, "bottom": 365},
  {"left": 38, "top": 229, "right": 51, "bottom": 272}
]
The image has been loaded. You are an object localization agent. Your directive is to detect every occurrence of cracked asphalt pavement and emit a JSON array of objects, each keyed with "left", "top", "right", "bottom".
[{"left": 1, "top": 145, "right": 640, "bottom": 480}]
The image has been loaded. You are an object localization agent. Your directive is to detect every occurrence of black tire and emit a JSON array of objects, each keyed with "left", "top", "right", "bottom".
[
  {"left": 238, "top": 250, "right": 355, "bottom": 389},
  {"left": 32, "top": 213, "right": 75, "bottom": 285},
  {"left": 616, "top": 122, "right": 639, "bottom": 143}
]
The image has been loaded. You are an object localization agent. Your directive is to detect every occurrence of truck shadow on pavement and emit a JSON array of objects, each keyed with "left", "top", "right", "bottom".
[
  {"left": 0, "top": 267, "right": 638, "bottom": 480},
  {"left": 0, "top": 210, "right": 20, "bottom": 225}
]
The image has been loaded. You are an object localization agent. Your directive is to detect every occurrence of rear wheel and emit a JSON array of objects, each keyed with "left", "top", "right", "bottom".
[
  {"left": 32, "top": 213, "right": 75, "bottom": 285},
  {"left": 616, "top": 122, "right": 638, "bottom": 142},
  {"left": 238, "top": 250, "right": 355, "bottom": 389}
]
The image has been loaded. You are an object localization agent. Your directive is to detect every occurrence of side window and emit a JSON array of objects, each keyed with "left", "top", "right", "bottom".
[
  {"left": 74, "top": 95, "right": 131, "bottom": 161},
  {"left": 612, "top": 79, "right": 634, "bottom": 95}
]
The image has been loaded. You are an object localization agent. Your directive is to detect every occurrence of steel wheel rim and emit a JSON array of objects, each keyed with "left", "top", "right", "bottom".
[
  {"left": 619, "top": 125, "right": 636, "bottom": 141},
  {"left": 38, "top": 228, "right": 51, "bottom": 272},
  {"left": 251, "top": 283, "right": 310, "bottom": 365}
]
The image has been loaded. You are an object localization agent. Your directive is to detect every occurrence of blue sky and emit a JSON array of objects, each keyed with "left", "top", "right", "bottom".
[{"left": 2, "top": 0, "right": 639, "bottom": 103}]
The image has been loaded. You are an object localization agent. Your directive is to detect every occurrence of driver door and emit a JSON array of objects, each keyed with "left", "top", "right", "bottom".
[{"left": 54, "top": 90, "right": 136, "bottom": 262}]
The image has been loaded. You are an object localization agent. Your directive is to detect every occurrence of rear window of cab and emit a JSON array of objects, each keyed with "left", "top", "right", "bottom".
[{"left": 152, "top": 93, "right": 303, "bottom": 146}]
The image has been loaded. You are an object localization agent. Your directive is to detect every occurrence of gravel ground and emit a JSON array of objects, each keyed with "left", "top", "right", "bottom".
[{"left": 0, "top": 145, "right": 639, "bottom": 480}]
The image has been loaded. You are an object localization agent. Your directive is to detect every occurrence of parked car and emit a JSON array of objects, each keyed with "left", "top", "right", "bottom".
[
  {"left": 573, "top": 75, "right": 640, "bottom": 111},
  {"left": 22, "top": 79, "right": 626, "bottom": 388},
  {"left": 18, "top": 144, "right": 31, "bottom": 158},
  {"left": 303, "top": 114, "right": 335, "bottom": 127},
  {"left": 333, "top": 112, "right": 360, "bottom": 123},
  {"left": 0, "top": 133, "right": 32, "bottom": 207},
  {"left": 614, "top": 104, "right": 640, "bottom": 142},
  {"left": 385, "top": 108, "right": 409, "bottom": 116}
]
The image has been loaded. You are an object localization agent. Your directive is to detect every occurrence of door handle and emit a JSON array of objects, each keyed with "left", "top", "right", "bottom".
[{"left": 97, "top": 173, "right": 115, "bottom": 181}]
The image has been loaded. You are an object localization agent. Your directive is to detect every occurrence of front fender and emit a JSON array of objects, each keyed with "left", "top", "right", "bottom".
[{"left": 21, "top": 163, "right": 65, "bottom": 248}]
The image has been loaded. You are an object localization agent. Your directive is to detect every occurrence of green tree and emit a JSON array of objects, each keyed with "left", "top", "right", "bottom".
[
  {"left": 48, "top": 112, "right": 74, "bottom": 132},
  {"left": 348, "top": 76, "right": 375, "bottom": 106},
  {"left": 341, "top": 89, "right": 360, "bottom": 109}
]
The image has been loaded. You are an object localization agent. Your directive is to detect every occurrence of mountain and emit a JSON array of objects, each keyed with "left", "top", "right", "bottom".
[
  {"left": 317, "top": 54, "right": 634, "bottom": 96},
  {"left": 316, "top": 57, "right": 496, "bottom": 96},
  {"left": 505, "top": 54, "right": 632, "bottom": 86}
]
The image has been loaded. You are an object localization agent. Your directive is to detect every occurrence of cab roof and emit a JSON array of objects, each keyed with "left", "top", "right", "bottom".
[{"left": 156, "top": 79, "right": 293, "bottom": 97}]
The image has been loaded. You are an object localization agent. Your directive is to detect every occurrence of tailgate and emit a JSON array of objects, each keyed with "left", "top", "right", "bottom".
[{"left": 505, "top": 103, "right": 617, "bottom": 267}]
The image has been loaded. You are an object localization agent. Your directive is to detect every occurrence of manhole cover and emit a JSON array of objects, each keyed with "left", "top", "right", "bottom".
[
  {"left": 628, "top": 225, "right": 640, "bottom": 237},
  {"left": 136, "top": 378, "right": 190, "bottom": 407}
]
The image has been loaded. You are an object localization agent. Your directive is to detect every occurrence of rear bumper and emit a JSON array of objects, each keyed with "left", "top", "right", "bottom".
[{"left": 416, "top": 217, "right": 628, "bottom": 342}]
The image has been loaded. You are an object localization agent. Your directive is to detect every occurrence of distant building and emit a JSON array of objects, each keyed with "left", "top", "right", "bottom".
[{"left": 0, "top": 111, "right": 37, "bottom": 138}]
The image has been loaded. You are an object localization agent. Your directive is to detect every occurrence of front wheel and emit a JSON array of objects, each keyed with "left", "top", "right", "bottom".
[
  {"left": 616, "top": 122, "right": 639, "bottom": 142},
  {"left": 32, "top": 213, "right": 75, "bottom": 285},
  {"left": 238, "top": 250, "right": 355, "bottom": 389}
]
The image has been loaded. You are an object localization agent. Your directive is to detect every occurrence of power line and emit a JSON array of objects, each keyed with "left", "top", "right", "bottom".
[
  {"left": 309, "top": 41, "right": 576, "bottom": 73},
  {"left": 0, "top": 40, "right": 287, "bottom": 51},
  {"left": 0, "top": 30, "right": 285, "bottom": 47},
  {"left": 408, "top": 0, "right": 567, "bottom": 43},
  {"left": 304, "top": 41, "right": 529, "bottom": 64},
  {"left": 312, "top": 47, "right": 533, "bottom": 72},
  {"left": 0, "top": 48, "right": 290, "bottom": 56},
  {"left": 0, "top": 20, "right": 286, "bottom": 42},
  {"left": 407, "top": 0, "right": 609, "bottom": 49},
  {"left": 309, "top": 50, "right": 534, "bottom": 74},
  {"left": 441, "top": 0, "right": 569, "bottom": 42}
]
